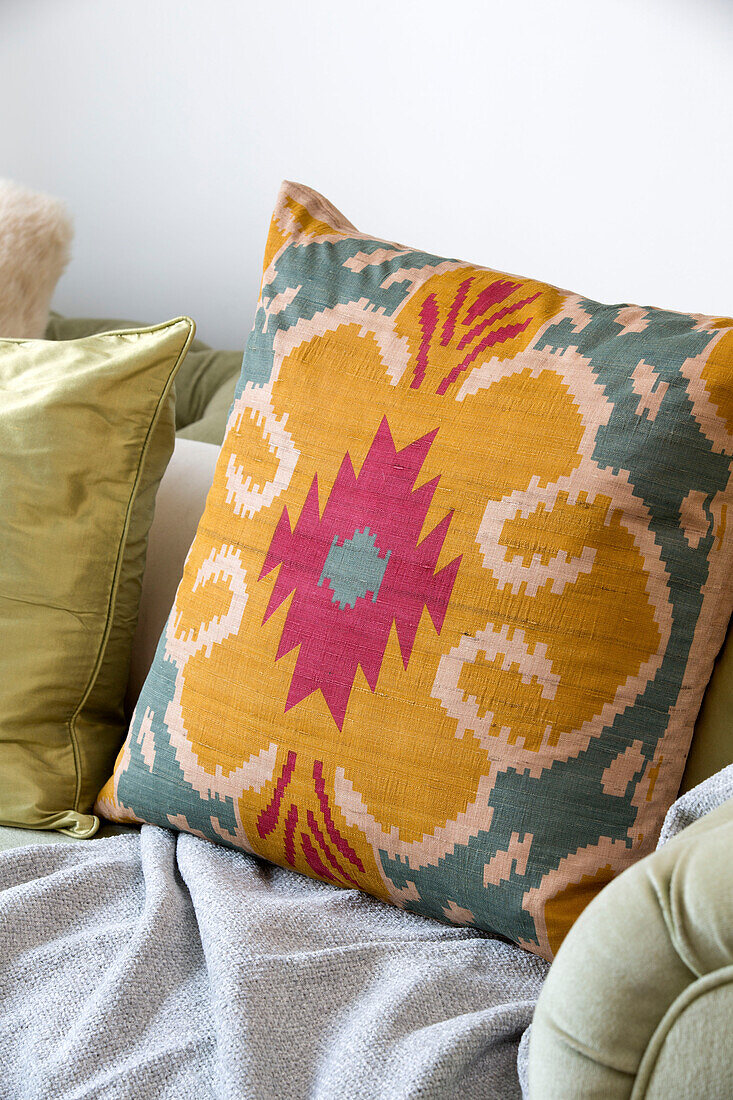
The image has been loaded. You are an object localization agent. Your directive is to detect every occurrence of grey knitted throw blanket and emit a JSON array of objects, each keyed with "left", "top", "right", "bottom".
[
  {"left": 0, "top": 827, "right": 547, "bottom": 1099},
  {"left": 1, "top": 766, "right": 730, "bottom": 1100}
]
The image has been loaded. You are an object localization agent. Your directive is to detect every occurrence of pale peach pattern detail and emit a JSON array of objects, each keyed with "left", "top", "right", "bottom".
[{"left": 483, "top": 833, "right": 534, "bottom": 887}]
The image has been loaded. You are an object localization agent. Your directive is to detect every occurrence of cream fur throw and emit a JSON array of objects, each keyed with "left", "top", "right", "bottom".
[{"left": 0, "top": 179, "right": 73, "bottom": 338}]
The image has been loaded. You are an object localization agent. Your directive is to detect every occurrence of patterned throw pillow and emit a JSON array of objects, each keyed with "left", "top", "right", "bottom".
[{"left": 97, "top": 183, "right": 733, "bottom": 959}]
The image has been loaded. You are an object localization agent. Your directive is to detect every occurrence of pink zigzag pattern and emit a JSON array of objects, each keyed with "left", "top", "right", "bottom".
[{"left": 260, "top": 417, "right": 461, "bottom": 729}]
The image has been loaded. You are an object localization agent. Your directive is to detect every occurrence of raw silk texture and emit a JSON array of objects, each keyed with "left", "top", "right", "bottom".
[{"left": 98, "top": 182, "right": 733, "bottom": 960}]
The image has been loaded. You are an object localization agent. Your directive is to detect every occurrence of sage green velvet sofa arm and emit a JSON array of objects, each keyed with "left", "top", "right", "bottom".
[{"left": 527, "top": 797, "right": 733, "bottom": 1099}]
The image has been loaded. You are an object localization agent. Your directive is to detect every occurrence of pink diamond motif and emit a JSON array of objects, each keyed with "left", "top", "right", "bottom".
[{"left": 259, "top": 417, "right": 461, "bottom": 729}]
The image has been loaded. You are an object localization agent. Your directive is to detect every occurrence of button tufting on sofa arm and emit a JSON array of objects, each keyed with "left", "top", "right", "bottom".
[{"left": 527, "top": 798, "right": 733, "bottom": 1099}]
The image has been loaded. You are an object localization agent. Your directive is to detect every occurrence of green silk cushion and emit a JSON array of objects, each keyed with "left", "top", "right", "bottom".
[
  {"left": 0, "top": 318, "right": 195, "bottom": 836},
  {"left": 44, "top": 313, "right": 242, "bottom": 444}
]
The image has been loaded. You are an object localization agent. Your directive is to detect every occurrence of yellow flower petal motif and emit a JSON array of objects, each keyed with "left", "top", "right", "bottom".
[{"left": 97, "top": 183, "right": 733, "bottom": 960}]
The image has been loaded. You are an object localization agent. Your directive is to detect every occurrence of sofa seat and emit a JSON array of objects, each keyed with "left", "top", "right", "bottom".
[{"left": 0, "top": 822, "right": 138, "bottom": 852}]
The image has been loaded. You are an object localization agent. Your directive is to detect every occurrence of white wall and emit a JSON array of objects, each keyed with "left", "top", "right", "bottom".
[{"left": 2, "top": 0, "right": 731, "bottom": 347}]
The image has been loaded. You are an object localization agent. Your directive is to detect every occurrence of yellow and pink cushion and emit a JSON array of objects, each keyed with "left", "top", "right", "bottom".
[{"left": 97, "top": 183, "right": 733, "bottom": 960}]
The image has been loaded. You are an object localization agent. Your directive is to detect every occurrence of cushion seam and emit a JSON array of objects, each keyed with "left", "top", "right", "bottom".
[
  {"left": 66, "top": 318, "right": 195, "bottom": 817},
  {"left": 631, "top": 964, "right": 733, "bottom": 1099},
  {"left": 534, "top": 1014, "right": 639, "bottom": 1079}
]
